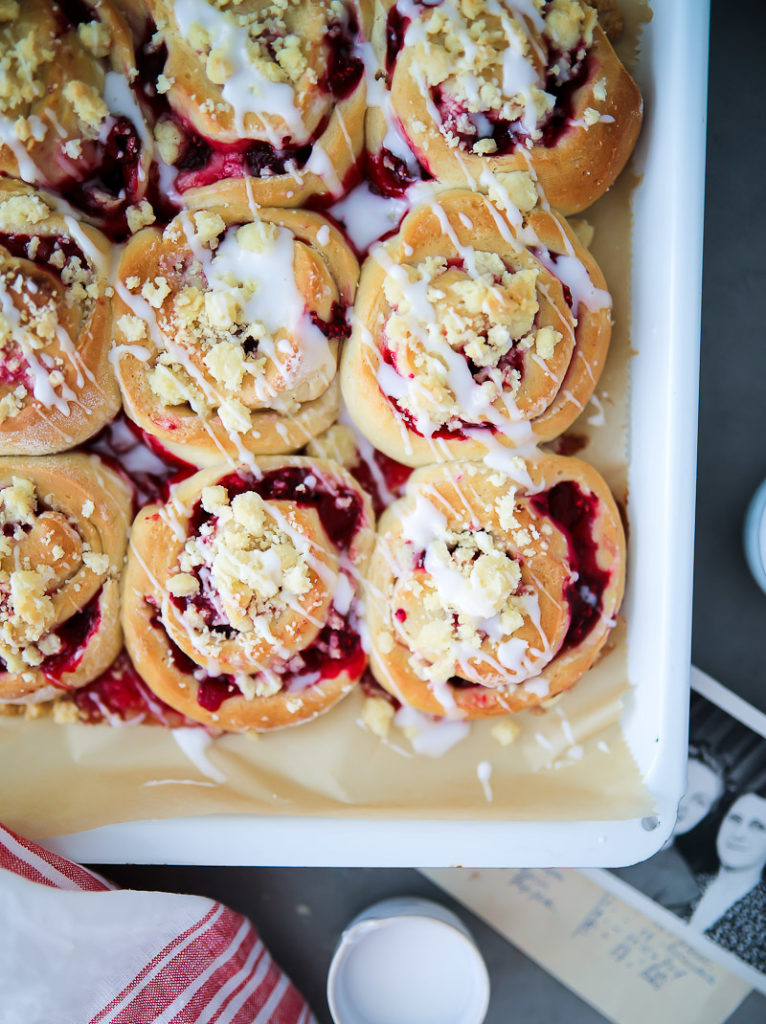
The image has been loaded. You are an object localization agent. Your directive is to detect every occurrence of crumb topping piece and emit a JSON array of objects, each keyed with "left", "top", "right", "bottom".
[
  {"left": 380, "top": 249, "right": 561, "bottom": 432},
  {"left": 405, "top": 0, "right": 599, "bottom": 151},
  {"left": 305, "top": 423, "right": 358, "bottom": 467},
  {"left": 126, "top": 212, "right": 336, "bottom": 433},
  {"left": 362, "top": 695, "right": 394, "bottom": 737},
  {"left": 390, "top": 522, "right": 527, "bottom": 687},
  {"left": 168, "top": 484, "right": 333, "bottom": 675}
]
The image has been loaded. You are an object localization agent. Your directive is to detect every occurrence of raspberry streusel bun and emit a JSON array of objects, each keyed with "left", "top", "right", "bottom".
[
  {"left": 122, "top": 456, "right": 375, "bottom": 730},
  {"left": 0, "top": 454, "right": 132, "bottom": 705},
  {"left": 341, "top": 187, "right": 611, "bottom": 465},
  {"left": 0, "top": 0, "right": 155, "bottom": 237},
  {"left": 368, "top": 0, "right": 642, "bottom": 213},
  {"left": 134, "top": 0, "right": 368, "bottom": 208},
  {"left": 0, "top": 181, "right": 120, "bottom": 456},
  {"left": 364, "top": 454, "right": 625, "bottom": 718},
  {"left": 113, "top": 202, "right": 359, "bottom": 465}
]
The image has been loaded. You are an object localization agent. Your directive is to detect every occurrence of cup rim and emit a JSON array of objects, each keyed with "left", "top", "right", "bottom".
[{"left": 327, "top": 903, "right": 490, "bottom": 1024}]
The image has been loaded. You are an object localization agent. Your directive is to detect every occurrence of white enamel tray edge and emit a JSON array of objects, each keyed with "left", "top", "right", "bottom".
[{"left": 41, "top": 0, "right": 710, "bottom": 867}]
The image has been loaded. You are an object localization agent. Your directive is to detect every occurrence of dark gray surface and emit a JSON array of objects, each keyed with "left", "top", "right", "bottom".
[
  {"left": 692, "top": 0, "right": 766, "bottom": 704},
  {"left": 96, "top": 865, "right": 616, "bottom": 1024},
  {"left": 90, "top": 2, "right": 766, "bottom": 1021}
]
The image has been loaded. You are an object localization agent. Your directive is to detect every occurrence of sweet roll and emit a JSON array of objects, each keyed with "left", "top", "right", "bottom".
[
  {"left": 368, "top": 0, "right": 642, "bottom": 213},
  {"left": 364, "top": 454, "right": 625, "bottom": 717},
  {"left": 122, "top": 456, "right": 375, "bottom": 730},
  {"left": 0, "top": 453, "right": 132, "bottom": 705},
  {"left": 0, "top": 0, "right": 155, "bottom": 237},
  {"left": 113, "top": 202, "right": 358, "bottom": 466},
  {"left": 0, "top": 181, "right": 120, "bottom": 455},
  {"left": 341, "top": 187, "right": 611, "bottom": 466},
  {"left": 134, "top": 0, "right": 368, "bottom": 208}
]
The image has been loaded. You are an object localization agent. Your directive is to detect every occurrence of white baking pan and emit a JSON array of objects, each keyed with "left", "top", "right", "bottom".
[{"left": 40, "top": 0, "right": 709, "bottom": 867}]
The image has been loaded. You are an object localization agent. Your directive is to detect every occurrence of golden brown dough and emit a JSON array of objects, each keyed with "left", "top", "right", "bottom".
[
  {"left": 122, "top": 456, "right": 374, "bottom": 730},
  {"left": 113, "top": 202, "right": 358, "bottom": 466},
  {"left": 0, "top": 181, "right": 120, "bottom": 456},
  {"left": 0, "top": 453, "right": 132, "bottom": 705},
  {"left": 367, "top": 0, "right": 642, "bottom": 213},
  {"left": 364, "top": 454, "right": 625, "bottom": 718},
  {"left": 341, "top": 188, "right": 611, "bottom": 466}
]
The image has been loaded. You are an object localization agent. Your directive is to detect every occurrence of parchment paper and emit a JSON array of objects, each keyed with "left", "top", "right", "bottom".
[{"left": 0, "top": 1, "right": 655, "bottom": 840}]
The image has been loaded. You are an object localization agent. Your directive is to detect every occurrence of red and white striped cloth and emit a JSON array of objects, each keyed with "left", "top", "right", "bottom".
[{"left": 0, "top": 824, "right": 318, "bottom": 1024}]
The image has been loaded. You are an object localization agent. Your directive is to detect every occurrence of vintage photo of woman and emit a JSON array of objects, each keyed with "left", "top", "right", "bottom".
[{"left": 607, "top": 674, "right": 766, "bottom": 981}]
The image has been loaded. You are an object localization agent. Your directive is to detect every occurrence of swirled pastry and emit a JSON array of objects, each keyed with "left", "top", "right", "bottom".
[
  {"left": 122, "top": 456, "right": 374, "bottom": 730},
  {"left": 0, "top": 453, "right": 132, "bottom": 705},
  {"left": 113, "top": 202, "right": 358, "bottom": 466},
  {"left": 132, "top": 0, "right": 367, "bottom": 209},
  {"left": 341, "top": 187, "right": 611, "bottom": 466},
  {"left": 0, "top": 181, "right": 120, "bottom": 455},
  {"left": 365, "top": 454, "right": 625, "bottom": 717},
  {"left": 0, "top": 0, "right": 155, "bottom": 237},
  {"left": 368, "top": 0, "right": 641, "bottom": 212}
]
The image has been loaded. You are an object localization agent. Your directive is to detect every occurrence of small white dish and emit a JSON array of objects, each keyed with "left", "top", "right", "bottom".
[
  {"left": 327, "top": 896, "right": 490, "bottom": 1024},
  {"left": 744, "top": 479, "right": 766, "bottom": 594}
]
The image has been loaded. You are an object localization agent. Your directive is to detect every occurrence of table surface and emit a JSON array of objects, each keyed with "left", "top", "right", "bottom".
[{"left": 95, "top": 2, "right": 766, "bottom": 1021}]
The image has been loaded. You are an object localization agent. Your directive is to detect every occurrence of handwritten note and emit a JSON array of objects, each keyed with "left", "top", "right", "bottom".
[{"left": 422, "top": 868, "right": 750, "bottom": 1024}]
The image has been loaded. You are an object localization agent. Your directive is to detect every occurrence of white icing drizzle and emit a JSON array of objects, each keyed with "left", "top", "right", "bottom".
[
  {"left": 586, "top": 391, "right": 605, "bottom": 426},
  {"left": 171, "top": 727, "right": 227, "bottom": 782},
  {"left": 173, "top": 0, "right": 306, "bottom": 142},
  {"left": 329, "top": 183, "right": 411, "bottom": 254},
  {"left": 102, "top": 71, "right": 154, "bottom": 181},
  {"left": 0, "top": 116, "right": 39, "bottom": 182},
  {"left": 534, "top": 248, "right": 612, "bottom": 312},
  {"left": 394, "top": 704, "right": 470, "bottom": 756},
  {"left": 477, "top": 759, "right": 493, "bottom": 801},
  {"left": 144, "top": 778, "right": 217, "bottom": 787}
]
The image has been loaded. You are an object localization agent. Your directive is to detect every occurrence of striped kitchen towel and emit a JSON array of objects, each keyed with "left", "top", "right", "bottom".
[{"left": 0, "top": 824, "right": 317, "bottom": 1024}]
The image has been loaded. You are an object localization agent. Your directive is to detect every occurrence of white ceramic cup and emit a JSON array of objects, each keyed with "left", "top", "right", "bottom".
[
  {"left": 327, "top": 896, "right": 490, "bottom": 1024},
  {"left": 744, "top": 479, "right": 766, "bottom": 595}
]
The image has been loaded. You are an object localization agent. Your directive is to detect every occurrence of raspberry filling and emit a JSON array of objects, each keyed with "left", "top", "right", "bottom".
[
  {"left": 530, "top": 480, "right": 611, "bottom": 650},
  {"left": 348, "top": 450, "right": 412, "bottom": 517},
  {"left": 134, "top": 13, "right": 363, "bottom": 195},
  {"left": 310, "top": 301, "right": 352, "bottom": 341},
  {"left": 0, "top": 233, "right": 86, "bottom": 273},
  {"left": 73, "top": 651, "right": 195, "bottom": 727},
  {"left": 366, "top": 150, "right": 430, "bottom": 199},
  {"left": 173, "top": 128, "right": 317, "bottom": 194},
  {"left": 53, "top": 116, "right": 148, "bottom": 239},
  {"left": 0, "top": 589, "right": 105, "bottom": 683},
  {"left": 322, "top": 18, "right": 365, "bottom": 100},
  {"left": 385, "top": 6, "right": 411, "bottom": 73},
  {"left": 159, "top": 468, "right": 369, "bottom": 712},
  {"left": 53, "top": 0, "right": 98, "bottom": 30}
]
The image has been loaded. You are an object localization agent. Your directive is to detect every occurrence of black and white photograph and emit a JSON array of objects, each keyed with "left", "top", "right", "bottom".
[{"left": 597, "top": 667, "right": 766, "bottom": 995}]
